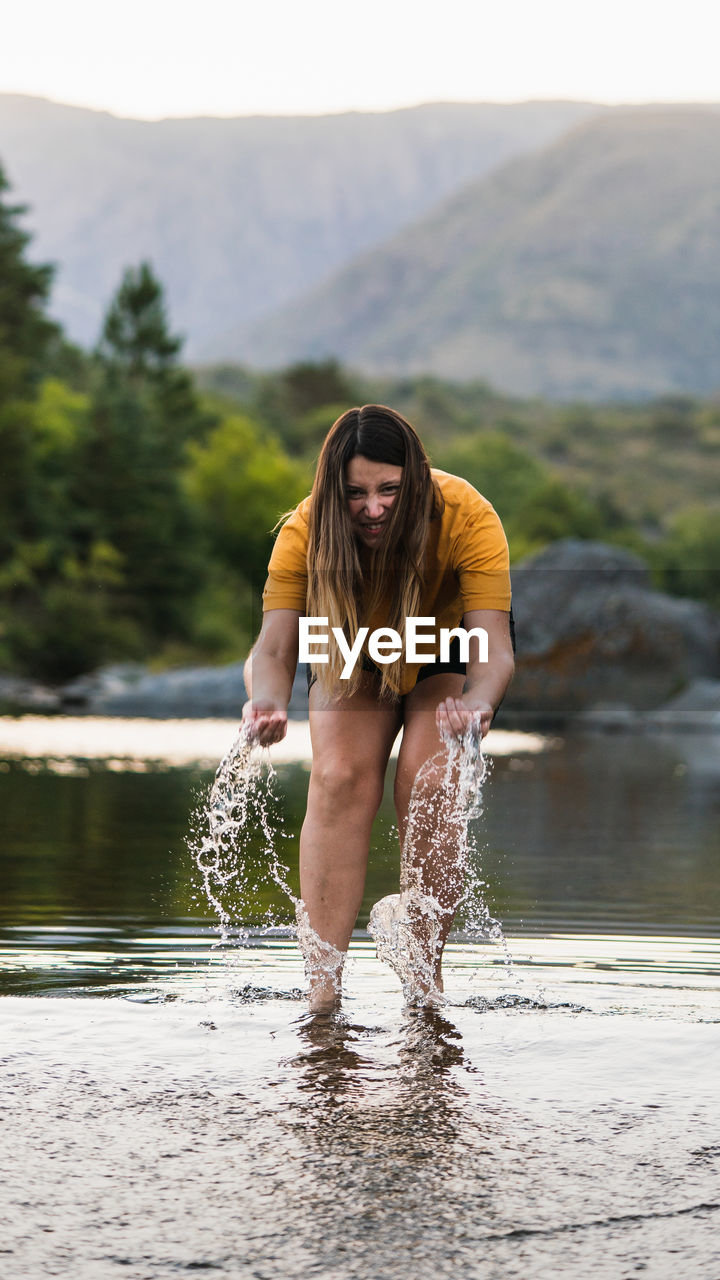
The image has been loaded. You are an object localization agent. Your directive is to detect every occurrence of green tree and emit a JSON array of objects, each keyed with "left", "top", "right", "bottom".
[
  {"left": 54, "top": 263, "right": 213, "bottom": 661},
  {"left": 0, "top": 163, "right": 59, "bottom": 404},
  {"left": 98, "top": 260, "right": 181, "bottom": 374},
  {"left": 97, "top": 261, "right": 209, "bottom": 453},
  {"left": 0, "top": 164, "right": 62, "bottom": 561},
  {"left": 0, "top": 378, "right": 143, "bottom": 681},
  {"left": 508, "top": 477, "right": 605, "bottom": 557},
  {"left": 0, "top": 167, "right": 86, "bottom": 677},
  {"left": 186, "top": 413, "right": 309, "bottom": 590},
  {"left": 652, "top": 505, "right": 720, "bottom": 609},
  {"left": 275, "top": 360, "right": 357, "bottom": 419},
  {"left": 437, "top": 432, "right": 547, "bottom": 516},
  {"left": 437, "top": 431, "right": 610, "bottom": 559},
  {"left": 253, "top": 359, "right": 361, "bottom": 454}
]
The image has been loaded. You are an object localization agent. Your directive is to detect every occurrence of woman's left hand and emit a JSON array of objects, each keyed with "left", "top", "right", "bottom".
[{"left": 436, "top": 696, "right": 494, "bottom": 744}]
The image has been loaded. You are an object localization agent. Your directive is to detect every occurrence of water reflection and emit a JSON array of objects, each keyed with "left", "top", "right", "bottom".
[
  {"left": 289, "top": 1013, "right": 376, "bottom": 1085},
  {"left": 275, "top": 1005, "right": 495, "bottom": 1277},
  {"left": 290, "top": 1005, "right": 467, "bottom": 1094},
  {"left": 257, "top": 993, "right": 720, "bottom": 1280},
  {"left": 1, "top": 732, "right": 719, "bottom": 938},
  {"left": 1, "top": 729, "right": 719, "bottom": 1011}
]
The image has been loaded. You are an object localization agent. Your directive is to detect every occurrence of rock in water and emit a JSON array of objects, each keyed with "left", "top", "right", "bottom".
[{"left": 507, "top": 540, "right": 720, "bottom": 717}]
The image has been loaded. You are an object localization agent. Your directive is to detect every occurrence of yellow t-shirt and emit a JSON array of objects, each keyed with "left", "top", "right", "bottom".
[{"left": 262, "top": 469, "right": 511, "bottom": 694}]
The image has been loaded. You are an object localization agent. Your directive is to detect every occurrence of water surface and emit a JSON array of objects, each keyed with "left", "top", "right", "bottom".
[{"left": 1, "top": 724, "right": 719, "bottom": 1278}]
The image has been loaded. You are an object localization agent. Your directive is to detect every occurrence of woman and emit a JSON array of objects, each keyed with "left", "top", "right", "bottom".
[{"left": 242, "top": 405, "right": 514, "bottom": 1011}]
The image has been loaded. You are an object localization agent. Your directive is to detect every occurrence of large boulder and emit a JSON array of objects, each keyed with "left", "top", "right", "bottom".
[
  {"left": 505, "top": 540, "right": 720, "bottom": 718},
  {"left": 58, "top": 661, "right": 310, "bottom": 720},
  {"left": 0, "top": 673, "right": 60, "bottom": 714}
]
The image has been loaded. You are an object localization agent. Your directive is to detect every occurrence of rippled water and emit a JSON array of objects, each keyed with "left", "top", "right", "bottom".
[{"left": 1, "top": 723, "right": 720, "bottom": 1278}]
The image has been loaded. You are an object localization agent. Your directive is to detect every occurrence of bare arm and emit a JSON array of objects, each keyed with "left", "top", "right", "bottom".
[
  {"left": 242, "top": 609, "right": 301, "bottom": 745},
  {"left": 435, "top": 608, "right": 515, "bottom": 742}
]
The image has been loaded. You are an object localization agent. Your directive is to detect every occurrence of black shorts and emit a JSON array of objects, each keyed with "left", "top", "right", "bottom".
[{"left": 306, "top": 635, "right": 466, "bottom": 694}]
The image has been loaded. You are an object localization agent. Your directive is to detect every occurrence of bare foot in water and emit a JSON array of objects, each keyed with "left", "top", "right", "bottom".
[
  {"left": 307, "top": 972, "right": 342, "bottom": 1015},
  {"left": 368, "top": 892, "right": 447, "bottom": 1007},
  {"left": 295, "top": 902, "right": 345, "bottom": 1014}
]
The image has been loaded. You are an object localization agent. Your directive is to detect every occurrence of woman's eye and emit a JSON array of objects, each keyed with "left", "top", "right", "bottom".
[{"left": 346, "top": 486, "right": 398, "bottom": 498}]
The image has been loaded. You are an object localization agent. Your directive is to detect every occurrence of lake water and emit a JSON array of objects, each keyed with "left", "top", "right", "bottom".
[{"left": 1, "top": 720, "right": 719, "bottom": 1278}]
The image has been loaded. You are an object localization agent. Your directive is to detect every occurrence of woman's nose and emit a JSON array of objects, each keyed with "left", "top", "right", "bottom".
[{"left": 365, "top": 495, "right": 384, "bottom": 518}]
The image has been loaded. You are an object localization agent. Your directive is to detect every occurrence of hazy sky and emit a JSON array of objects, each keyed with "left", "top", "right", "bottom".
[{"left": 2, "top": 0, "right": 719, "bottom": 119}]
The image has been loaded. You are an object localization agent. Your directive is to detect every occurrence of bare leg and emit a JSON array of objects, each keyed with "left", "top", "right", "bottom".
[
  {"left": 300, "top": 679, "right": 400, "bottom": 1011},
  {"left": 392, "top": 673, "right": 468, "bottom": 997}
]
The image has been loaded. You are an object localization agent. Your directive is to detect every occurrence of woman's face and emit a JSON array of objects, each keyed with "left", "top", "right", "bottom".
[{"left": 345, "top": 455, "right": 403, "bottom": 548}]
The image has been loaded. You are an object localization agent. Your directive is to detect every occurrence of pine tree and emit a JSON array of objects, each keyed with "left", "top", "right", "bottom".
[
  {"left": 0, "top": 163, "right": 58, "bottom": 404},
  {"left": 96, "top": 261, "right": 208, "bottom": 455},
  {"left": 72, "top": 263, "right": 210, "bottom": 645},
  {"left": 98, "top": 261, "right": 180, "bottom": 375},
  {"left": 0, "top": 164, "right": 61, "bottom": 563}
]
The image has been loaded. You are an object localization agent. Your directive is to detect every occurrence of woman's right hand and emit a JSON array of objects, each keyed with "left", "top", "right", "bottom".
[{"left": 241, "top": 699, "right": 288, "bottom": 747}]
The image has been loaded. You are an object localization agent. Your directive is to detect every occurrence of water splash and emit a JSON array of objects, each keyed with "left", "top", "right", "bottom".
[
  {"left": 369, "top": 721, "right": 512, "bottom": 1003},
  {"left": 463, "top": 993, "right": 590, "bottom": 1014},
  {"left": 191, "top": 718, "right": 511, "bottom": 1008},
  {"left": 368, "top": 889, "right": 445, "bottom": 1006},
  {"left": 189, "top": 725, "right": 344, "bottom": 1001},
  {"left": 441, "top": 722, "right": 514, "bottom": 971},
  {"left": 189, "top": 724, "right": 294, "bottom": 944},
  {"left": 295, "top": 901, "right": 346, "bottom": 1009}
]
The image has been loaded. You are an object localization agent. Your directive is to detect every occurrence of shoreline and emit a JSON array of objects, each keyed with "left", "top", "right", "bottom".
[
  {"left": 0, "top": 715, "right": 549, "bottom": 768},
  {"left": 1, "top": 705, "right": 719, "bottom": 771}
]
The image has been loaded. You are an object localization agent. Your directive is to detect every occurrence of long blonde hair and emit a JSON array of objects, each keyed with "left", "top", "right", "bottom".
[{"left": 306, "top": 404, "right": 441, "bottom": 697}]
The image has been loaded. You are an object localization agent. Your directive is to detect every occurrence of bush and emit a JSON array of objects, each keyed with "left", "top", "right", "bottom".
[
  {"left": 651, "top": 505, "right": 720, "bottom": 609},
  {"left": 185, "top": 413, "right": 309, "bottom": 589},
  {"left": 436, "top": 432, "right": 546, "bottom": 515}
]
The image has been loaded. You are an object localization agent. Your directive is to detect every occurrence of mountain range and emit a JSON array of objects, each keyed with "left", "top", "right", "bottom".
[
  {"left": 240, "top": 107, "right": 720, "bottom": 399},
  {"left": 0, "top": 94, "right": 598, "bottom": 355},
  {"left": 2, "top": 96, "right": 720, "bottom": 398}
]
